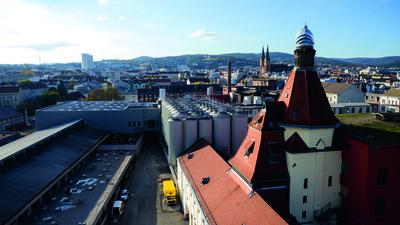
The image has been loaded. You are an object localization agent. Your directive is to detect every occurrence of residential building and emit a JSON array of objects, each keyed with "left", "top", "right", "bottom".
[
  {"left": 0, "top": 86, "right": 23, "bottom": 108},
  {"left": 81, "top": 53, "right": 94, "bottom": 70}
]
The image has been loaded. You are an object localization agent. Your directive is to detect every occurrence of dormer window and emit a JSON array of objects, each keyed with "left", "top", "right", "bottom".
[
  {"left": 292, "top": 112, "right": 298, "bottom": 118},
  {"left": 201, "top": 177, "right": 210, "bottom": 185},
  {"left": 285, "top": 93, "right": 289, "bottom": 98},
  {"left": 244, "top": 139, "right": 255, "bottom": 158}
]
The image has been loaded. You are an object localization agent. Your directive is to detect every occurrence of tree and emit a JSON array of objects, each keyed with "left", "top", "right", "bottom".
[
  {"left": 69, "top": 80, "right": 75, "bottom": 90},
  {"left": 57, "top": 82, "right": 68, "bottom": 97},
  {"left": 42, "top": 90, "right": 61, "bottom": 107},
  {"left": 15, "top": 103, "right": 35, "bottom": 116},
  {"left": 18, "top": 79, "right": 32, "bottom": 84},
  {"left": 86, "top": 87, "right": 122, "bottom": 101}
]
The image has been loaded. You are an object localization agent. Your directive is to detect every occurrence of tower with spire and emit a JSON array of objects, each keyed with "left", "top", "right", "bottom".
[
  {"left": 259, "top": 45, "right": 271, "bottom": 76},
  {"left": 231, "top": 24, "right": 342, "bottom": 224}
]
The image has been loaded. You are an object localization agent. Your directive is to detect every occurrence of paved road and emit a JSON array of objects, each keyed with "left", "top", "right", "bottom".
[{"left": 116, "top": 136, "right": 188, "bottom": 225}]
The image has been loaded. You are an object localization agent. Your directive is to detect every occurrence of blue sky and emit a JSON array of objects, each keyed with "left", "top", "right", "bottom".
[{"left": 0, "top": 0, "right": 399, "bottom": 64}]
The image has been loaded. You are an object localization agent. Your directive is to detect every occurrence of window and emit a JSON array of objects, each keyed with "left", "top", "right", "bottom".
[
  {"left": 144, "top": 121, "right": 147, "bottom": 126},
  {"left": 374, "top": 196, "right": 385, "bottom": 217},
  {"left": 138, "top": 121, "right": 141, "bottom": 126},
  {"left": 377, "top": 169, "right": 387, "bottom": 186},
  {"left": 346, "top": 108, "right": 350, "bottom": 113},
  {"left": 351, "top": 108, "right": 355, "bottom": 113},
  {"left": 367, "top": 107, "right": 370, "bottom": 113},
  {"left": 292, "top": 112, "right": 298, "bottom": 118},
  {"left": 244, "top": 140, "right": 255, "bottom": 158},
  {"left": 304, "top": 178, "right": 308, "bottom": 189},
  {"left": 285, "top": 93, "right": 288, "bottom": 98},
  {"left": 359, "top": 107, "right": 362, "bottom": 113},
  {"left": 128, "top": 121, "right": 131, "bottom": 126},
  {"left": 302, "top": 211, "right": 307, "bottom": 219},
  {"left": 303, "top": 196, "right": 307, "bottom": 203},
  {"left": 328, "top": 176, "right": 333, "bottom": 186},
  {"left": 132, "top": 122, "right": 136, "bottom": 126},
  {"left": 341, "top": 160, "right": 350, "bottom": 177}
]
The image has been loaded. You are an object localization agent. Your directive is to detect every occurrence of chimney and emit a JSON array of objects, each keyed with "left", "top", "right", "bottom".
[{"left": 228, "top": 60, "right": 232, "bottom": 94}]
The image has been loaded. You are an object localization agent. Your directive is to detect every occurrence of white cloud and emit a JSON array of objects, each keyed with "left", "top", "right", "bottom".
[
  {"left": 97, "top": 16, "right": 108, "bottom": 22},
  {"left": 99, "top": 0, "right": 108, "bottom": 4},
  {"left": 146, "top": 24, "right": 158, "bottom": 29},
  {"left": 188, "top": 30, "right": 218, "bottom": 41},
  {"left": 119, "top": 17, "right": 126, "bottom": 21}
]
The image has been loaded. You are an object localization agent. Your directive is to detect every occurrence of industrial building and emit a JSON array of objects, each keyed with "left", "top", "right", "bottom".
[
  {"left": 160, "top": 95, "right": 248, "bottom": 167},
  {"left": 36, "top": 101, "right": 160, "bottom": 133}
]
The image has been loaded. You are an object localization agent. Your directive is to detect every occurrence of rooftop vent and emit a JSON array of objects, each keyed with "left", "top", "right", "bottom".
[
  {"left": 187, "top": 153, "right": 194, "bottom": 160},
  {"left": 201, "top": 177, "right": 211, "bottom": 185}
]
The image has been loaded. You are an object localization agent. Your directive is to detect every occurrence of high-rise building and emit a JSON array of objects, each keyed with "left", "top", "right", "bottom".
[{"left": 81, "top": 53, "right": 94, "bottom": 70}]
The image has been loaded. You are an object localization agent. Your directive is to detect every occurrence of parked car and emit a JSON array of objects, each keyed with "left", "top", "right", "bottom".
[{"left": 120, "top": 189, "right": 129, "bottom": 201}]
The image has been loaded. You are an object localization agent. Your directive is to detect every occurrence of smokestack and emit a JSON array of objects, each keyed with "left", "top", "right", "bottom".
[{"left": 228, "top": 60, "right": 232, "bottom": 94}]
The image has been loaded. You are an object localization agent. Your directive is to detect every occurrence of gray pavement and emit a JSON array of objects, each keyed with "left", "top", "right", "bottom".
[{"left": 116, "top": 136, "right": 188, "bottom": 225}]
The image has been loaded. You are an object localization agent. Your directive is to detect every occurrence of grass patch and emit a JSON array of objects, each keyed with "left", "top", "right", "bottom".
[{"left": 335, "top": 113, "right": 400, "bottom": 145}]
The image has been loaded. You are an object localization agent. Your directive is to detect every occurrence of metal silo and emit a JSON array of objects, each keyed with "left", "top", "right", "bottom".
[
  {"left": 168, "top": 116, "right": 183, "bottom": 166},
  {"left": 230, "top": 108, "right": 248, "bottom": 155},
  {"left": 198, "top": 116, "right": 212, "bottom": 144},
  {"left": 212, "top": 109, "right": 231, "bottom": 154},
  {"left": 183, "top": 117, "right": 198, "bottom": 151}
]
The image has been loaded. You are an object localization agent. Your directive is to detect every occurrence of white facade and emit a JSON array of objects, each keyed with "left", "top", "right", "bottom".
[
  {"left": 286, "top": 150, "right": 341, "bottom": 223},
  {"left": 81, "top": 53, "right": 94, "bottom": 70},
  {"left": 177, "top": 160, "right": 209, "bottom": 225},
  {"left": 284, "top": 127, "right": 335, "bottom": 149}
]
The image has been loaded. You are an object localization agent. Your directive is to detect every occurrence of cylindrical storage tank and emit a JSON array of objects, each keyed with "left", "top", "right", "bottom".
[
  {"left": 207, "top": 86, "right": 213, "bottom": 95},
  {"left": 198, "top": 117, "right": 212, "bottom": 144},
  {"left": 168, "top": 117, "right": 183, "bottom": 166},
  {"left": 212, "top": 110, "right": 231, "bottom": 155},
  {"left": 159, "top": 88, "right": 166, "bottom": 101},
  {"left": 183, "top": 118, "right": 198, "bottom": 151},
  {"left": 230, "top": 109, "right": 248, "bottom": 155}
]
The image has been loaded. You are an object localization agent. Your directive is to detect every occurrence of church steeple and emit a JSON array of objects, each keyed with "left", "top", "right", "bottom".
[
  {"left": 266, "top": 45, "right": 270, "bottom": 60},
  {"left": 261, "top": 46, "right": 265, "bottom": 60}
]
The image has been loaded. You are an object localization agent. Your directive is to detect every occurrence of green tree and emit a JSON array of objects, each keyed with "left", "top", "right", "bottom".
[
  {"left": 69, "top": 80, "right": 75, "bottom": 90},
  {"left": 15, "top": 103, "right": 35, "bottom": 116},
  {"left": 57, "top": 83, "right": 68, "bottom": 97},
  {"left": 18, "top": 79, "right": 32, "bottom": 84},
  {"left": 86, "top": 87, "right": 122, "bottom": 101},
  {"left": 42, "top": 90, "right": 61, "bottom": 107}
]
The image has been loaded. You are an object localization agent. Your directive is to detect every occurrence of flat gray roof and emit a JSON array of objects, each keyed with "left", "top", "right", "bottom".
[
  {"left": 0, "top": 119, "right": 82, "bottom": 161},
  {"left": 0, "top": 125, "right": 109, "bottom": 225},
  {"left": 37, "top": 101, "right": 156, "bottom": 112},
  {"left": 330, "top": 102, "right": 372, "bottom": 107}
]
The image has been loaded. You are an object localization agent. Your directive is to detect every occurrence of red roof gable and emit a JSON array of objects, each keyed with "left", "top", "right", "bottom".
[
  {"left": 285, "top": 132, "right": 310, "bottom": 153},
  {"left": 230, "top": 109, "right": 288, "bottom": 183},
  {"left": 179, "top": 139, "right": 287, "bottom": 225},
  {"left": 277, "top": 69, "right": 339, "bottom": 127}
]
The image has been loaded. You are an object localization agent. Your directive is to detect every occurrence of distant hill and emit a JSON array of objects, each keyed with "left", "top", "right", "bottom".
[
  {"left": 97, "top": 53, "right": 400, "bottom": 68},
  {"left": 331, "top": 56, "right": 400, "bottom": 66}
]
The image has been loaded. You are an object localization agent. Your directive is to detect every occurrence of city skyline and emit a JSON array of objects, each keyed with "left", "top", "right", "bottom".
[{"left": 0, "top": 0, "right": 399, "bottom": 64}]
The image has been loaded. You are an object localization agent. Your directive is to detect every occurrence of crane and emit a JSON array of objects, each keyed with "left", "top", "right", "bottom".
[{"left": 140, "top": 63, "right": 151, "bottom": 76}]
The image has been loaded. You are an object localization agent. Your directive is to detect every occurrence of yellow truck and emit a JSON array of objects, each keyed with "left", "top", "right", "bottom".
[{"left": 162, "top": 180, "right": 176, "bottom": 205}]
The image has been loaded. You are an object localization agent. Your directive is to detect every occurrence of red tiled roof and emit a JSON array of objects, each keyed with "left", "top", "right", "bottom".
[
  {"left": 248, "top": 102, "right": 284, "bottom": 132},
  {"left": 285, "top": 132, "right": 310, "bottom": 153},
  {"left": 179, "top": 139, "right": 287, "bottom": 225},
  {"left": 230, "top": 108, "right": 288, "bottom": 183},
  {"left": 277, "top": 70, "right": 339, "bottom": 127}
]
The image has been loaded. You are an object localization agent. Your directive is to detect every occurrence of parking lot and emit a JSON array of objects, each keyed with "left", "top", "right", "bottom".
[{"left": 116, "top": 136, "right": 188, "bottom": 225}]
